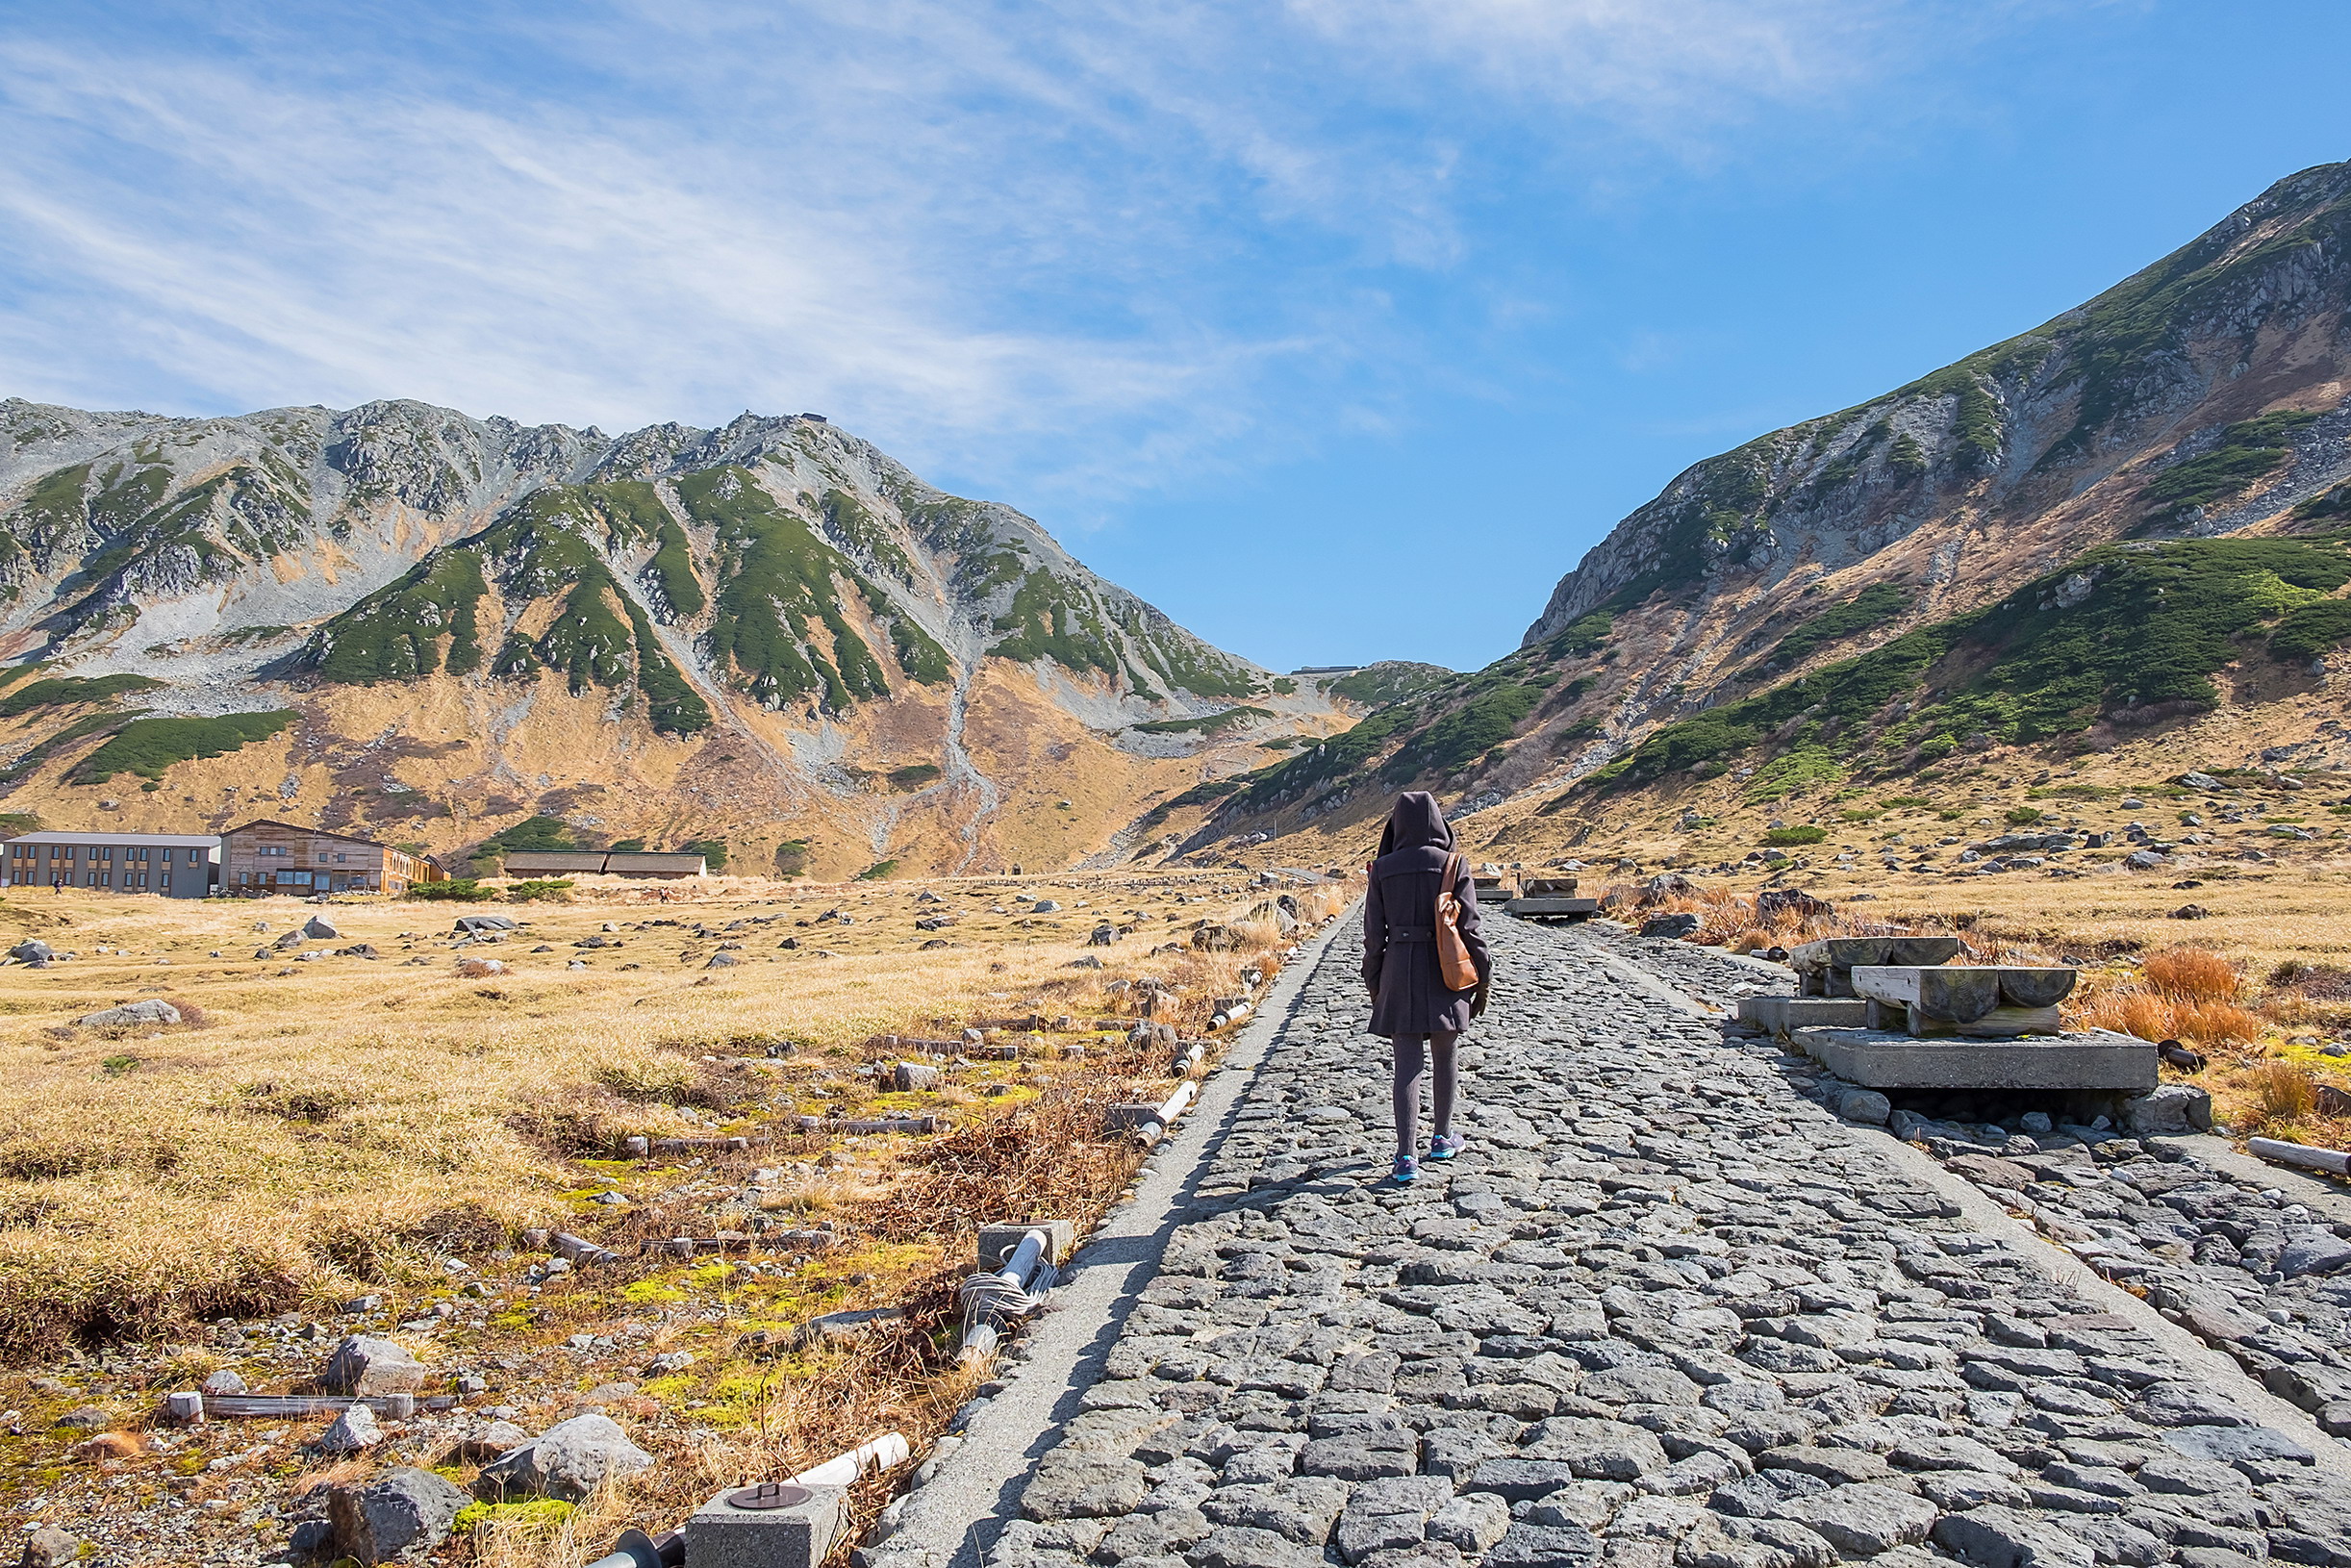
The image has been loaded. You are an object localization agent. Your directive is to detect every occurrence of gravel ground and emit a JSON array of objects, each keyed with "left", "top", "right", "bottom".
[{"left": 984, "top": 914, "right": 2351, "bottom": 1568}]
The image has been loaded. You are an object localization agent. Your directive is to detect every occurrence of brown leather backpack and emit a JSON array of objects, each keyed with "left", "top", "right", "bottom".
[{"left": 1433, "top": 850, "right": 1479, "bottom": 991}]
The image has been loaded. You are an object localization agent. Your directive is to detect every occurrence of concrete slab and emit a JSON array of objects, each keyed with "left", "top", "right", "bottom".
[
  {"left": 1734, "top": 995, "right": 1869, "bottom": 1034},
  {"left": 1504, "top": 896, "right": 1599, "bottom": 919},
  {"left": 1791, "top": 1025, "right": 2157, "bottom": 1090}
]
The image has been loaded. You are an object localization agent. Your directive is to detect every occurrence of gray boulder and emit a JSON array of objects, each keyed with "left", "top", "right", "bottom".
[
  {"left": 474, "top": 1413, "right": 652, "bottom": 1502},
  {"left": 2121, "top": 1083, "right": 2212, "bottom": 1135},
  {"left": 329, "top": 1465, "right": 468, "bottom": 1563},
  {"left": 201, "top": 1369, "right": 247, "bottom": 1397},
  {"left": 894, "top": 1061, "right": 941, "bottom": 1092},
  {"left": 75, "top": 999, "right": 181, "bottom": 1028},
  {"left": 274, "top": 929, "right": 308, "bottom": 949},
  {"left": 1638, "top": 913, "right": 1701, "bottom": 941},
  {"left": 454, "top": 914, "right": 518, "bottom": 933},
  {"left": 9, "top": 940, "right": 54, "bottom": 964},
  {"left": 1032, "top": 898, "right": 1061, "bottom": 913},
  {"left": 323, "top": 1335, "right": 426, "bottom": 1396},
  {"left": 1838, "top": 1089, "right": 1891, "bottom": 1125},
  {"left": 303, "top": 915, "right": 341, "bottom": 939}
]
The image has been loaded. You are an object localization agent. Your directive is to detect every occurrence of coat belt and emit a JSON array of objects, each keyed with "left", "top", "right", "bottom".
[{"left": 1387, "top": 925, "right": 1436, "bottom": 943}]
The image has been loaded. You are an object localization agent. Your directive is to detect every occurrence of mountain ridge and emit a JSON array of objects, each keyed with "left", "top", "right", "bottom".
[
  {"left": 0, "top": 396, "right": 1350, "bottom": 876},
  {"left": 1181, "top": 160, "right": 2351, "bottom": 866}
]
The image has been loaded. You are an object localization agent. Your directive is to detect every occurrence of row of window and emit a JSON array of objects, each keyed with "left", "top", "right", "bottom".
[
  {"left": 7, "top": 845, "right": 206, "bottom": 863},
  {"left": 246, "top": 847, "right": 364, "bottom": 864},
  {"left": 3, "top": 871, "right": 183, "bottom": 889},
  {"left": 235, "top": 870, "right": 393, "bottom": 889}
]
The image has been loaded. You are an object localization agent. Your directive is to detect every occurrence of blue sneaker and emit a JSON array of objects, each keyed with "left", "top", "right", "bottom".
[
  {"left": 1391, "top": 1156, "right": 1419, "bottom": 1185},
  {"left": 1428, "top": 1132, "right": 1466, "bottom": 1161}
]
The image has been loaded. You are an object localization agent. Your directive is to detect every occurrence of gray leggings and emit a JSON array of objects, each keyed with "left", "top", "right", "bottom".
[{"left": 1392, "top": 1031, "right": 1459, "bottom": 1156}]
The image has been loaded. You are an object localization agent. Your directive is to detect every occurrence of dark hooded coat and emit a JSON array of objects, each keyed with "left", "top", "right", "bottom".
[{"left": 1361, "top": 792, "right": 1491, "bottom": 1038}]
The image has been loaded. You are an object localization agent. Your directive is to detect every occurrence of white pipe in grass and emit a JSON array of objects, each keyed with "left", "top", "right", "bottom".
[
  {"left": 791, "top": 1430, "right": 913, "bottom": 1486},
  {"left": 956, "top": 1227, "right": 1057, "bottom": 1362}
]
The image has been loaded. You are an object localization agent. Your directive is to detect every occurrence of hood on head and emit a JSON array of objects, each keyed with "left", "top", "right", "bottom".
[{"left": 1378, "top": 791, "right": 1454, "bottom": 856}]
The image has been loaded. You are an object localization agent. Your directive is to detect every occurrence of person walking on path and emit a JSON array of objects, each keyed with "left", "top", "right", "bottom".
[{"left": 1361, "top": 791, "right": 1490, "bottom": 1183}]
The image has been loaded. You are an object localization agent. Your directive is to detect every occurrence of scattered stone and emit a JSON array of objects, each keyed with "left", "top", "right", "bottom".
[
  {"left": 315, "top": 1403, "right": 383, "bottom": 1454},
  {"left": 1638, "top": 913, "right": 1700, "bottom": 940},
  {"left": 1837, "top": 1088, "right": 1891, "bottom": 1125},
  {"left": 74, "top": 999, "right": 180, "bottom": 1027},
  {"left": 303, "top": 915, "right": 341, "bottom": 939},
  {"left": 329, "top": 1465, "right": 468, "bottom": 1563},
  {"left": 322, "top": 1335, "right": 426, "bottom": 1396},
  {"left": 473, "top": 1413, "right": 652, "bottom": 1502},
  {"left": 17, "top": 1526, "right": 80, "bottom": 1568}
]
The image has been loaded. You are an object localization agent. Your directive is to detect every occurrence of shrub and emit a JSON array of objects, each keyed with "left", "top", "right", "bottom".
[
  {"left": 2143, "top": 947, "right": 2239, "bottom": 1002},
  {"left": 2004, "top": 806, "right": 2044, "bottom": 825},
  {"left": 856, "top": 860, "right": 899, "bottom": 880},
  {"left": 1761, "top": 825, "right": 1827, "bottom": 846},
  {"left": 2244, "top": 1060, "right": 2317, "bottom": 1126},
  {"left": 409, "top": 879, "right": 496, "bottom": 901},
  {"left": 506, "top": 878, "right": 574, "bottom": 901},
  {"left": 72, "top": 711, "right": 296, "bottom": 783}
]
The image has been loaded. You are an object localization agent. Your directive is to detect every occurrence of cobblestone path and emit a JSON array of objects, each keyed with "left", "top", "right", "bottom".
[{"left": 994, "top": 915, "right": 2351, "bottom": 1568}]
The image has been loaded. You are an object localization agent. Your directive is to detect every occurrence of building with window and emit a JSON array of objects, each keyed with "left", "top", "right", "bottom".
[
  {"left": 0, "top": 832, "right": 220, "bottom": 897},
  {"left": 219, "top": 821, "right": 441, "bottom": 895}
]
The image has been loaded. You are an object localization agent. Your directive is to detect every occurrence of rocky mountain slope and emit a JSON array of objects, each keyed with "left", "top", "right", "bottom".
[
  {"left": 0, "top": 399, "right": 1351, "bottom": 875},
  {"left": 1194, "top": 160, "right": 2351, "bottom": 867}
]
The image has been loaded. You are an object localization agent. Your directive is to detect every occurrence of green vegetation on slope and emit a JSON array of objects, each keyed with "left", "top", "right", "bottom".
[
  {"left": 303, "top": 481, "right": 718, "bottom": 732},
  {"left": 1326, "top": 663, "right": 1451, "bottom": 707},
  {"left": 0, "top": 675, "right": 166, "bottom": 718},
  {"left": 72, "top": 711, "right": 298, "bottom": 783},
  {"left": 1130, "top": 706, "right": 1272, "bottom": 736},
  {"left": 1586, "top": 531, "right": 2351, "bottom": 793},
  {"left": 1768, "top": 583, "right": 1910, "bottom": 668},
  {"left": 680, "top": 467, "right": 940, "bottom": 711},
  {"left": 2137, "top": 412, "right": 2320, "bottom": 525}
]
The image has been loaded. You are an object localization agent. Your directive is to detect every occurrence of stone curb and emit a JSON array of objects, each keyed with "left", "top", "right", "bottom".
[{"left": 861, "top": 909, "right": 1358, "bottom": 1568}]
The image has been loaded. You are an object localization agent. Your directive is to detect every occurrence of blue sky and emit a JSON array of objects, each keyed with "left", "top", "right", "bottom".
[{"left": 2, "top": 2, "right": 2347, "bottom": 673}]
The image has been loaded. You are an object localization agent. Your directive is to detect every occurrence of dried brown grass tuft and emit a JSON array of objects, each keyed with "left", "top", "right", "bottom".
[
  {"left": 2244, "top": 1059, "right": 2319, "bottom": 1125},
  {"left": 2143, "top": 948, "right": 2240, "bottom": 1003}
]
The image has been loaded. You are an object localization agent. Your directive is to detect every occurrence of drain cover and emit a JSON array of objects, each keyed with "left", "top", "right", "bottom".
[{"left": 726, "top": 1482, "right": 814, "bottom": 1510}]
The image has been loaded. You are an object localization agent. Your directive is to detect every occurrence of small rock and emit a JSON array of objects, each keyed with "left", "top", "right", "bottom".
[
  {"left": 303, "top": 915, "right": 341, "bottom": 940},
  {"left": 315, "top": 1403, "right": 383, "bottom": 1453},
  {"left": 645, "top": 1351, "right": 695, "bottom": 1375},
  {"left": 473, "top": 1412, "right": 653, "bottom": 1502},
  {"left": 1638, "top": 913, "right": 1700, "bottom": 941},
  {"left": 1838, "top": 1089, "right": 1891, "bottom": 1125},
  {"left": 54, "top": 1405, "right": 111, "bottom": 1431},
  {"left": 1032, "top": 898, "right": 1061, "bottom": 913},
  {"left": 18, "top": 1525, "right": 80, "bottom": 1568},
  {"left": 323, "top": 1335, "right": 426, "bottom": 1396},
  {"left": 894, "top": 1061, "right": 942, "bottom": 1092},
  {"left": 201, "top": 1369, "right": 247, "bottom": 1397},
  {"left": 74, "top": 999, "right": 181, "bottom": 1027}
]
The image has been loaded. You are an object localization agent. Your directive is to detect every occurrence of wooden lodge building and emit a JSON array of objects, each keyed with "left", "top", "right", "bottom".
[{"left": 219, "top": 821, "right": 441, "bottom": 896}]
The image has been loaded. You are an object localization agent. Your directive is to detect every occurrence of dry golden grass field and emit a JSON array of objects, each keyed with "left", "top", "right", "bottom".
[{"left": 0, "top": 871, "right": 1348, "bottom": 1567}]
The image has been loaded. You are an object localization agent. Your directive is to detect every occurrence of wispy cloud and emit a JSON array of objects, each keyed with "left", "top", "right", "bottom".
[{"left": 0, "top": 0, "right": 2014, "bottom": 498}]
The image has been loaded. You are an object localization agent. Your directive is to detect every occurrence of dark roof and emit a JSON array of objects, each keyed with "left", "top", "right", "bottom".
[
  {"left": 501, "top": 851, "right": 612, "bottom": 873},
  {"left": 603, "top": 852, "right": 708, "bottom": 873},
  {"left": 221, "top": 819, "right": 401, "bottom": 850}
]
